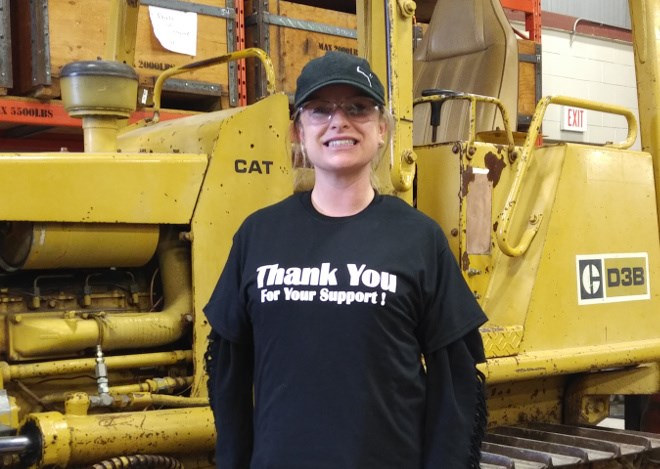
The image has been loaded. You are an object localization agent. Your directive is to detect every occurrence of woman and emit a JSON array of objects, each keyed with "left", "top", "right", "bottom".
[{"left": 204, "top": 51, "right": 488, "bottom": 469}]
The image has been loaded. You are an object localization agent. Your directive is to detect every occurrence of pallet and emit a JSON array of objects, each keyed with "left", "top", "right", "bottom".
[
  {"left": 517, "top": 38, "right": 541, "bottom": 130},
  {"left": 10, "top": 0, "right": 236, "bottom": 110},
  {"left": 0, "top": 0, "right": 12, "bottom": 94},
  {"left": 245, "top": 0, "right": 357, "bottom": 103}
]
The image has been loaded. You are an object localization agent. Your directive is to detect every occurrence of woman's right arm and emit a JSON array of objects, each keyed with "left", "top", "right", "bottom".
[{"left": 206, "top": 332, "right": 254, "bottom": 469}]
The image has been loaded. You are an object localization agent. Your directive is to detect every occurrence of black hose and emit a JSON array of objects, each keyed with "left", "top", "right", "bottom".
[{"left": 89, "top": 454, "right": 184, "bottom": 469}]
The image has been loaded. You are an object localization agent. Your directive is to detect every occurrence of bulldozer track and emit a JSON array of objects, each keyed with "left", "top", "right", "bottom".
[{"left": 482, "top": 423, "right": 660, "bottom": 468}]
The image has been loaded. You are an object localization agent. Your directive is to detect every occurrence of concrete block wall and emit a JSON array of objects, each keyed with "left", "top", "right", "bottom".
[{"left": 531, "top": 25, "right": 640, "bottom": 149}]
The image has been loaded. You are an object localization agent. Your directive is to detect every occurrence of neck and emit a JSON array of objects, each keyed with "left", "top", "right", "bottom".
[{"left": 311, "top": 174, "right": 375, "bottom": 217}]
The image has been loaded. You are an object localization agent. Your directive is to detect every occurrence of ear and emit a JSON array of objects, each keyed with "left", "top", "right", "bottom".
[
  {"left": 378, "top": 116, "right": 388, "bottom": 143},
  {"left": 297, "top": 121, "right": 305, "bottom": 144},
  {"left": 290, "top": 120, "right": 304, "bottom": 144}
]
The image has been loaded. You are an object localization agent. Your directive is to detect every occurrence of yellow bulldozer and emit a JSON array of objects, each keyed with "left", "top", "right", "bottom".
[{"left": 0, "top": 0, "right": 658, "bottom": 467}]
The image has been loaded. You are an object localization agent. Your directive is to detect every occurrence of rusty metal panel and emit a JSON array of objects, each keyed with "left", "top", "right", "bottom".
[{"left": 467, "top": 171, "right": 493, "bottom": 255}]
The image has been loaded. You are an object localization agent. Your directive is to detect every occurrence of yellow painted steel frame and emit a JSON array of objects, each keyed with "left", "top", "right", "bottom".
[
  {"left": 358, "top": 0, "right": 416, "bottom": 202},
  {"left": 104, "top": 0, "right": 139, "bottom": 65},
  {"left": 186, "top": 94, "right": 294, "bottom": 395},
  {"left": 151, "top": 48, "right": 277, "bottom": 123},
  {"left": 564, "top": 363, "right": 660, "bottom": 425},
  {"left": 629, "top": 0, "right": 660, "bottom": 230}
]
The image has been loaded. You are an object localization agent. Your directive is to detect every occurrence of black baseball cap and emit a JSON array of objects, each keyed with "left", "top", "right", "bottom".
[{"left": 294, "top": 51, "right": 386, "bottom": 108}]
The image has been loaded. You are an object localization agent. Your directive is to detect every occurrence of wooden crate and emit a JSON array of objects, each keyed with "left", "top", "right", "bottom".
[
  {"left": 10, "top": 0, "right": 235, "bottom": 109},
  {"left": 245, "top": 0, "right": 357, "bottom": 104},
  {"left": 0, "top": 0, "right": 11, "bottom": 95},
  {"left": 517, "top": 38, "right": 541, "bottom": 129}
]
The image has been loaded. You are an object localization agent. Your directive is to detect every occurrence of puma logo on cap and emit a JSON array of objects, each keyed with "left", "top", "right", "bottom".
[{"left": 356, "top": 66, "right": 373, "bottom": 87}]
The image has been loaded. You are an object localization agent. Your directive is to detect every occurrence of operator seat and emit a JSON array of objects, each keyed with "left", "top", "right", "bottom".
[{"left": 413, "top": 0, "right": 519, "bottom": 145}]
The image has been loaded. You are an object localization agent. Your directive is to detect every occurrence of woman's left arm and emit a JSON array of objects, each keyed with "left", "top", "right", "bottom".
[{"left": 422, "top": 328, "right": 487, "bottom": 469}]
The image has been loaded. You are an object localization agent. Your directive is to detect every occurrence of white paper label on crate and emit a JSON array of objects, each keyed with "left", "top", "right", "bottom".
[{"left": 149, "top": 6, "right": 198, "bottom": 56}]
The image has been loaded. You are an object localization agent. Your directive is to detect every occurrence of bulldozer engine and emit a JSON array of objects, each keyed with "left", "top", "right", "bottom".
[{"left": 0, "top": 0, "right": 658, "bottom": 467}]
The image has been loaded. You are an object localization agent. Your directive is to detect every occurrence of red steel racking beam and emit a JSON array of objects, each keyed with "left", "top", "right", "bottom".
[
  {"left": 0, "top": 97, "right": 193, "bottom": 128},
  {"left": 501, "top": 0, "right": 542, "bottom": 43}
]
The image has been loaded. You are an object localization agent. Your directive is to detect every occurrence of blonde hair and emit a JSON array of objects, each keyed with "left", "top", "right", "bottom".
[{"left": 290, "top": 108, "right": 394, "bottom": 192}]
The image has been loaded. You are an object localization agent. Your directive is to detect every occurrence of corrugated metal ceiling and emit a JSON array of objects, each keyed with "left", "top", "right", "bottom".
[{"left": 542, "top": 0, "right": 630, "bottom": 29}]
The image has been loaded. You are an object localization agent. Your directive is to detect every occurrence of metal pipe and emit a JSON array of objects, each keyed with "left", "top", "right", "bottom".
[
  {"left": 95, "top": 345, "right": 109, "bottom": 396},
  {"left": 81, "top": 116, "right": 120, "bottom": 152},
  {"left": 40, "top": 376, "right": 193, "bottom": 405},
  {"left": 85, "top": 391, "right": 207, "bottom": 410},
  {"left": 151, "top": 48, "right": 276, "bottom": 122},
  {"left": 0, "top": 350, "right": 192, "bottom": 383},
  {"left": 0, "top": 435, "right": 32, "bottom": 454},
  {"left": 40, "top": 386, "right": 206, "bottom": 412},
  {"left": 121, "top": 393, "right": 209, "bottom": 409},
  {"left": 570, "top": 17, "right": 609, "bottom": 46},
  {"left": 569, "top": 17, "right": 584, "bottom": 45},
  {"left": 110, "top": 376, "right": 193, "bottom": 395}
]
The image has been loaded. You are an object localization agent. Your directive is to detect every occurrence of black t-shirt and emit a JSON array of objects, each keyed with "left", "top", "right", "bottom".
[{"left": 204, "top": 191, "right": 487, "bottom": 469}]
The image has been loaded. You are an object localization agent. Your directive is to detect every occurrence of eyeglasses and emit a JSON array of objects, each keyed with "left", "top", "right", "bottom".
[{"left": 298, "top": 97, "right": 381, "bottom": 124}]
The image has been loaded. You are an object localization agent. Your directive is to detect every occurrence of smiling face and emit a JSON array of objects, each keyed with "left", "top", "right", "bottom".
[{"left": 296, "top": 84, "right": 387, "bottom": 182}]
